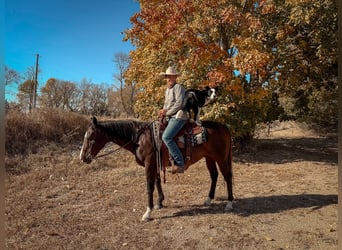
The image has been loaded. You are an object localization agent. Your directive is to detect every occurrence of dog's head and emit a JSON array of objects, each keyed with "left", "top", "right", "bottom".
[{"left": 204, "top": 86, "right": 218, "bottom": 100}]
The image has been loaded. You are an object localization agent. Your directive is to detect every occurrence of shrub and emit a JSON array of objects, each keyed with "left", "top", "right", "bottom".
[{"left": 5, "top": 108, "right": 90, "bottom": 155}]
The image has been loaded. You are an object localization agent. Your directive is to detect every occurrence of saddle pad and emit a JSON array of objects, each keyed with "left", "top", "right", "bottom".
[
  {"left": 178, "top": 125, "right": 207, "bottom": 146},
  {"left": 191, "top": 126, "right": 207, "bottom": 145},
  {"left": 153, "top": 120, "right": 207, "bottom": 147}
]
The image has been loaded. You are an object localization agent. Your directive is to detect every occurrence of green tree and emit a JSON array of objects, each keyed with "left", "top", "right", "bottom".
[{"left": 262, "top": 0, "right": 338, "bottom": 127}]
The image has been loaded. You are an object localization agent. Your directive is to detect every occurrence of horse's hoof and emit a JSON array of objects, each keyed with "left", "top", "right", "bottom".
[
  {"left": 154, "top": 204, "right": 163, "bottom": 210},
  {"left": 203, "top": 197, "right": 212, "bottom": 206},
  {"left": 141, "top": 216, "right": 152, "bottom": 222},
  {"left": 225, "top": 201, "right": 233, "bottom": 211},
  {"left": 142, "top": 207, "right": 152, "bottom": 221}
]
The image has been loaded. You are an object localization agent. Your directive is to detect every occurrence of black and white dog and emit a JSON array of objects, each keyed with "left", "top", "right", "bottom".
[{"left": 182, "top": 86, "right": 218, "bottom": 123}]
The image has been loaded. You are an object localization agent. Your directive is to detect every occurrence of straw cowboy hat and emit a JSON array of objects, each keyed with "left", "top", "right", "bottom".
[{"left": 159, "top": 66, "right": 179, "bottom": 76}]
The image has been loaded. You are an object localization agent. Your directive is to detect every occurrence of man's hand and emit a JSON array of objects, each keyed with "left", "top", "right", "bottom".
[{"left": 159, "top": 109, "right": 167, "bottom": 117}]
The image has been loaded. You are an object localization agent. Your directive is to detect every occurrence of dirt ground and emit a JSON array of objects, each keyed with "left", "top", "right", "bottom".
[{"left": 5, "top": 121, "right": 338, "bottom": 249}]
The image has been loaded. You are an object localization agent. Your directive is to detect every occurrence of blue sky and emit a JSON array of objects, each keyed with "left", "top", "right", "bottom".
[{"left": 5, "top": 0, "right": 140, "bottom": 101}]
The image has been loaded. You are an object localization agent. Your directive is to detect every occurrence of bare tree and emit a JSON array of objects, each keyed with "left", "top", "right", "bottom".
[
  {"left": 5, "top": 66, "right": 21, "bottom": 106},
  {"left": 5, "top": 66, "right": 21, "bottom": 86},
  {"left": 78, "top": 79, "right": 93, "bottom": 115},
  {"left": 40, "top": 78, "right": 78, "bottom": 110},
  {"left": 112, "top": 52, "right": 136, "bottom": 117},
  {"left": 59, "top": 80, "right": 78, "bottom": 111},
  {"left": 77, "top": 79, "right": 110, "bottom": 116}
]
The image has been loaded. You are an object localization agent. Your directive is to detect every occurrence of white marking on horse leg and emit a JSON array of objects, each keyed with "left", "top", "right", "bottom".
[
  {"left": 225, "top": 201, "right": 233, "bottom": 211},
  {"left": 142, "top": 207, "right": 152, "bottom": 221},
  {"left": 203, "top": 197, "right": 212, "bottom": 206},
  {"left": 79, "top": 145, "right": 85, "bottom": 161}
]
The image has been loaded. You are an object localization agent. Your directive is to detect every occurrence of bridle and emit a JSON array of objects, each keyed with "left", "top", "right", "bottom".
[
  {"left": 81, "top": 130, "right": 96, "bottom": 162},
  {"left": 82, "top": 120, "right": 156, "bottom": 161}
]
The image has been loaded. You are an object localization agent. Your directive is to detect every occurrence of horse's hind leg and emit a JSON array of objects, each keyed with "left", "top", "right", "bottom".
[
  {"left": 155, "top": 173, "right": 164, "bottom": 209},
  {"left": 204, "top": 157, "right": 218, "bottom": 206},
  {"left": 217, "top": 153, "right": 234, "bottom": 211}
]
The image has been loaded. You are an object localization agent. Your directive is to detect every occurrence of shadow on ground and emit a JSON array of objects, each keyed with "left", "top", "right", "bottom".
[
  {"left": 160, "top": 194, "right": 337, "bottom": 219},
  {"left": 235, "top": 137, "right": 337, "bottom": 165}
]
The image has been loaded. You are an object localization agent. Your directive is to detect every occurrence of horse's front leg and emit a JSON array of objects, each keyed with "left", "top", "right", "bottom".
[
  {"left": 154, "top": 173, "right": 164, "bottom": 209},
  {"left": 142, "top": 177, "right": 154, "bottom": 221},
  {"left": 142, "top": 164, "right": 157, "bottom": 221}
]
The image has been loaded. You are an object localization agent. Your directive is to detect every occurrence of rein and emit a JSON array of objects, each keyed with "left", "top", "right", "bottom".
[
  {"left": 93, "top": 120, "right": 156, "bottom": 160},
  {"left": 94, "top": 141, "right": 131, "bottom": 159}
]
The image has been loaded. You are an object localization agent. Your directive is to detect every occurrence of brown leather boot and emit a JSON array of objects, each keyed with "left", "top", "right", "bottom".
[{"left": 167, "top": 166, "right": 184, "bottom": 174}]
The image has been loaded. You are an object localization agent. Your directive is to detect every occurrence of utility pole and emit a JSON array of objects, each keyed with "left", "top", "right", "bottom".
[{"left": 33, "top": 53, "right": 39, "bottom": 109}]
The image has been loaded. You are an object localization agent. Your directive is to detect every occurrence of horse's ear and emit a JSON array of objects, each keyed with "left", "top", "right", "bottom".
[{"left": 91, "top": 116, "right": 98, "bottom": 126}]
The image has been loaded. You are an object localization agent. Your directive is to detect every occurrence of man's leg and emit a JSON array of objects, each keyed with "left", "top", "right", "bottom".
[{"left": 162, "top": 118, "right": 186, "bottom": 171}]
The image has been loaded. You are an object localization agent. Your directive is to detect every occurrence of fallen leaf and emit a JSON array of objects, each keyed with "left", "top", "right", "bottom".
[{"left": 265, "top": 236, "right": 274, "bottom": 241}]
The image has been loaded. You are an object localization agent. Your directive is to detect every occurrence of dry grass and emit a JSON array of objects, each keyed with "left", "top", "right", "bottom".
[
  {"left": 4, "top": 113, "right": 338, "bottom": 249},
  {"left": 5, "top": 108, "right": 89, "bottom": 155}
]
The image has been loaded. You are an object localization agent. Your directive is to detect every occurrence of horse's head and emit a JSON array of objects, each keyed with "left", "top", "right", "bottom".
[{"left": 79, "top": 116, "right": 107, "bottom": 164}]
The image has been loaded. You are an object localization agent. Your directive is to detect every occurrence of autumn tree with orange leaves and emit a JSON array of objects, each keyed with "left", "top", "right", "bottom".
[{"left": 124, "top": 0, "right": 337, "bottom": 142}]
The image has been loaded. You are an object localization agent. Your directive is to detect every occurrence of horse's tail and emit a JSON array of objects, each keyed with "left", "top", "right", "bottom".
[
  {"left": 228, "top": 134, "right": 233, "bottom": 173},
  {"left": 226, "top": 129, "right": 234, "bottom": 202}
]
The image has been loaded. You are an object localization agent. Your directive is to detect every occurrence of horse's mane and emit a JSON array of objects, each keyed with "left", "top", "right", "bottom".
[{"left": 97, "top": 119, "right": 150, "bottom": 142}]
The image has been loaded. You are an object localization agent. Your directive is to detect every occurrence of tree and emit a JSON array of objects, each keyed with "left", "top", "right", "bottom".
[
  {"left": 17, "top": 80, "right": 35, "bottom": 111},
  {"left": 40, "top": 78, "right": 62, "bottom": 108},
  {"left": 5, "top": 66, "right": 21, "bottom": 86},
  {"left": 78, "top": 79, "right": 109, "bottom": 116},
  {"left": 5, "top": 66, "right": 21, "bottom": 105},
  {"left": 124, "top": 0, "right": 275, "bottom": 141},
  {"left": 88, "top": 84, "right": 109, "bottom": 116},
  {"left": 59, "top": 80, "right": 79, "bottom": 111},
  {"left": 40, "top": 78, "right": 79, "bottom": 111},
  {"left": 124, "top": 0, "right": 337, "bottom": 141},
  {"left": 113, "top": 52, "right": 136, "bottom": 117},
  {"left": 266, "top": 0, "right": 338, "bottom": 127}
]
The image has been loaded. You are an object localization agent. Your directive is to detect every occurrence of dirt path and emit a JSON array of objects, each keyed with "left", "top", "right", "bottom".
[{"left": 5, "top": 122, "right": 338, "bottom": 249}]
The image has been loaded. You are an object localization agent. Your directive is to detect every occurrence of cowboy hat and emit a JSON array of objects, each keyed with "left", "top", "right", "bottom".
[{"left": 159, "top": 66, "right": 179, "bottom": 76}]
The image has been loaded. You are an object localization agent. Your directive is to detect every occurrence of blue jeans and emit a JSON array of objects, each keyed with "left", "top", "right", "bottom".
[{"left": 162, "top": 117, "right": 186, "bottom": 167}]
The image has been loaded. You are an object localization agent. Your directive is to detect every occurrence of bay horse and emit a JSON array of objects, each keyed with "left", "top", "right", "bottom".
[{"left": 79, "top": 116, "right": 233, "bottom": 221}]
